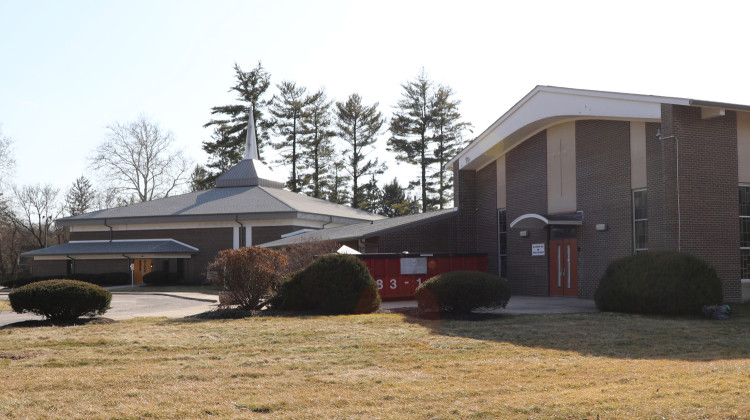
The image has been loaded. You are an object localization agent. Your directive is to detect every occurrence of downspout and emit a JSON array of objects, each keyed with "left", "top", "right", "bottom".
[
  {"left": 104, "top": 218, "right": 113, "bottom": 242},
  {"left": 123, "top": 254, "right": 133, "bottom": 286},
  {"left": 235, "top": 215, "right": 245, "bottom": 247},
  {"left": 658, "top": 134, "right": 681, "bottom": 251},
  {"left": 322, "top": 216, "right": 333, "bottom": 228},
  {"left": 66, "top": 255, "right": 75, "bottom": 276}
]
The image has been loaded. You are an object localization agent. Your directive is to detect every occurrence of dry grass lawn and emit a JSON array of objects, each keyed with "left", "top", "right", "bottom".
[{"left": 0, "top": 304, "right": 749, "bottom": 419}]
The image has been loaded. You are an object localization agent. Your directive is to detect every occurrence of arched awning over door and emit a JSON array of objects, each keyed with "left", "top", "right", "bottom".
[{"left": 509, "top": 212, "right": 583, "bottom": 229}]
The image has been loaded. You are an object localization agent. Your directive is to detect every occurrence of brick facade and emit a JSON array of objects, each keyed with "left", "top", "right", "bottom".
[
  {"left": 505, "top": 131, "right": 549, "bottom": 296},
  {"left": 378, "top": 214, "right": 457, "bottom": 254},
  {"left": 575, "top": 120, "right": 633, "bottom": 298},
  {"left": 651, "top": 105, "right": 741, "bottom": 301},
  {"left": 476, "top": 162, "right": 498, "bottom": 274}
]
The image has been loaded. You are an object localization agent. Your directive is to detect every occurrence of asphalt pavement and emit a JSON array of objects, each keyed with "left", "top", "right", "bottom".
[{"left": 0, "top": 292, "right": 218, "bottom": 327}]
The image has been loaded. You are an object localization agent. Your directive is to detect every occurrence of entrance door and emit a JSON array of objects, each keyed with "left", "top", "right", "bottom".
[
  {"left": 549, "top": 239, "right": 578, "bottom": 296},
  {"left": 133, "top": 259, "right": 152, "bottom": 284}
]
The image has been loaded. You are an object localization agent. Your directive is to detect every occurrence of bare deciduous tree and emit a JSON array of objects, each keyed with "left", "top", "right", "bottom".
[
  {"left": 0, "top": 125, "right": 15, "bottom": 186},
  {"left": 89, "top": 115, "right": 191, "bottom": 203},
  {"left": 11, "top": 184, "right": 62, "bottom": 248}
]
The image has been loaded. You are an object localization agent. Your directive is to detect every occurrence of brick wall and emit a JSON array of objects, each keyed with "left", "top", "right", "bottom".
[
  {"left": 656, "top": 105, "right": 740, "bottom": 301},
  {"left": 575, "top": 120, "right": 633, "bottom": 298},
  {"left": 456, "top": 169, "right": 477, "bottom": 253},
  {"left": 378, "top": 214, "right": 457, "bottom": 254},
  {"left": 252, "top": 226, "right": 302, "bottom": 246},
  {"left": 476, "top": 162, "right": 499, "bottom": 274},
  {"left": 506, "top": 131, "right": 549, "bottom": 296}
]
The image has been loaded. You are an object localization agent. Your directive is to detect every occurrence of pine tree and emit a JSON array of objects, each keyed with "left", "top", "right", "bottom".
[
  {"left": 326, "top": 160, "right": 351, "bottom": 205},
  {"left": 299, "top": 89, "right": 336, "bottom": 199},
  {"left": 379, "top": 178, "right": 420, "bottom": 217},
  {"left": 387, "top": 68, "right": 436, "bottom": 212},
  {"left": 269, "top": 81, "right": 310, "bottom": 193},
  {"left": 335, "top": 93, "right": 385, "bottom": 209},
  {"left": 64, "top": 176, "right": 96, "bottom": 216},
  {"left": 430, "top": 85, "right": 472, "bottom": 209},
  {"left": 358, "top": 175, "right": 382, "bottom": 214},
  {"left": 190, "top": 164, "right": 210, "bottom": 192},
  {"left": 199, "top": 62, "right": 272, "bottom": 189}
]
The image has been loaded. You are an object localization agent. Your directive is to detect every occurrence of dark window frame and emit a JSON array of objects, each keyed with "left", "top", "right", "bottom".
[{"left": 633, "top": 189, "right": 648, "bottom": 252}]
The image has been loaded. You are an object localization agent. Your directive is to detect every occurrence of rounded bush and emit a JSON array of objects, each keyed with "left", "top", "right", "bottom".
[
  {"left": 594, "top": 251, "right": 723, "bottom": 316},
  {"left": 9, "top": 279, "right": 112, "bottom": 321},
  {"left": 415, "top": 270, "right": 511, "bottom": 313},
  {"left": 273, "top": 254, "right": 381, "bottom": 314}
]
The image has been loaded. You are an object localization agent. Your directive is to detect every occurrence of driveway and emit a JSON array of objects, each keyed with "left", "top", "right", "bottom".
[{"left": 0, "top": 293, "right": 218, "bottom": 327}]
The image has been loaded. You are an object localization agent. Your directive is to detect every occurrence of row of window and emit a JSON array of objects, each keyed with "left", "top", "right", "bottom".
[
  {"left": 499, "top": 187, "right": 750, "bottom": 279},
  {"left": 741, "top": 186, "right": 750, "bottom": 279}
]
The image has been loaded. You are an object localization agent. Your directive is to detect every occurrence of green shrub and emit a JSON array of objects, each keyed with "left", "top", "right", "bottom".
[
  {"left": 415, "top": 270, "right": 511, "bottom": 313},
  {"left": 272, "top": 254, "right": 381, "bottom": 314},
  {"left": 594, "top": 251, "right": 723, "bottom": 315},
  {"left": 142, "top": 271, "right": 183, "bottom": 285},
  {"left": 9, "top": 279, "right": 112, "bottom": 321}
]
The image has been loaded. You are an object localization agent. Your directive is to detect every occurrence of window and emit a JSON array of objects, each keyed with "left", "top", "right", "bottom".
[
  {"left": 633, "top": 189, "right": 648, "bottom": 252},
  {"left": 498, "top": 209, "right": 507, "bottom": 278},
  {"left": 741, "top": 186, "right": 750, "bottom": 279}
]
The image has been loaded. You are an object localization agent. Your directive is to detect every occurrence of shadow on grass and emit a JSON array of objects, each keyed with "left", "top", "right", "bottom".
[
  {"left": 397, "top": 302, "right": 750, "bottom": 361},
  {"left": 0, "top": 317, "right": 116, "bottom": 330}
]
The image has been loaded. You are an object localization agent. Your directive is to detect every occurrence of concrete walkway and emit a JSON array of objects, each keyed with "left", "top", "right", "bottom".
[{"left": 381, "top": 295, "right": 599, "bottom": 315}]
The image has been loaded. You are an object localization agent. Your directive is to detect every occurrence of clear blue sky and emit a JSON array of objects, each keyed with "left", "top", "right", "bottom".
[{"left": 2, "top": 0, "right": 750, "bottom": 194}]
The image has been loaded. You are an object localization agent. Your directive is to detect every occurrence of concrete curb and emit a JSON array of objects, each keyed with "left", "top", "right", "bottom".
[{"left": 110, "top": 292, "right": 218, "bottom": 303}]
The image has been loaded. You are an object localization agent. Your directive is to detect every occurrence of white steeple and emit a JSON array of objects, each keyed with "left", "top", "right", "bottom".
[
  {"left": 215, "top": 105, "right": 285, "bottom": 189},
  {"left": 243, "top": 104, "right": 259, "bottom": 160}
]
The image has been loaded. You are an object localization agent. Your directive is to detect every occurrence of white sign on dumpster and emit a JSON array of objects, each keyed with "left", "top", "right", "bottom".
[
  {"left": 400, "top": 257, "right": 427, "bottom": 275},
  {"left": 532, "top": 243, "right": 545, "bottom": 256}
]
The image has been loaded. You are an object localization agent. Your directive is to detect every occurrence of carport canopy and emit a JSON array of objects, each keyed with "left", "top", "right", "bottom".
[
  {"left": 509, "top": 212, "right": 583, "bottom": 229},
  {"left": 21, "top": 239, "right": 199, "bottom": 260}
]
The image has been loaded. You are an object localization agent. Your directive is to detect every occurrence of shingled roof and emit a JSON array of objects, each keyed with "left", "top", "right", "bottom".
[
  {"left": 57, "top": 186, "right": 382, "bottom": 226},
  {"left": 260, "top": 208, "right": 457, "bottom": 248}
]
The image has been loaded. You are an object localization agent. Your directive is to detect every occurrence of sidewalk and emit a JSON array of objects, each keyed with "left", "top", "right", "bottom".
[{"left": 381, "top": 295, "right": 598, "bottom": 315}]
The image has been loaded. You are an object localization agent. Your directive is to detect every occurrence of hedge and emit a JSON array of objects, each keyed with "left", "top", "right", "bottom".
[{"left": 9, "top": 279, "right": 112, "bottom": 321}]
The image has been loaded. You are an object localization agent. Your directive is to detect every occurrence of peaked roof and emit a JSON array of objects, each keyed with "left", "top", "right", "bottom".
[
  {"left": 58, "top": 186, "right": 383, "bottom": 226},
  {"left": 260, "top": 208, "right": 457, "bottom": 248},
  {"left": 448, "top": 85, "right": 750, "bottom": 172},
  {"left": 58, "top": 110, "right": 382, "bottom": 227}
]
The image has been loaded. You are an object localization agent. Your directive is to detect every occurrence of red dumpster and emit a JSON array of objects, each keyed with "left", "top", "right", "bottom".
[{"left": 355, "top": 253, "right": 488, "bottom": 299}]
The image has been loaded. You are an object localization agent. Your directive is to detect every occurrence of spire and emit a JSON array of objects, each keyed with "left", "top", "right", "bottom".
[
  {"left": 243, "top": 104, "right": 259, "bottom": 160},
  {"left": 215, "top": 105, "right": 285, "bottom": 189}
]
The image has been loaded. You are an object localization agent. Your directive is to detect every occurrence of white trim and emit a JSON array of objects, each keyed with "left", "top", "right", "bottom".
[
  {"left": 510, "top": 214, "right": 549, "bottom": 229},
  {"left": 448, "top": 86, "right": 688, "bottom": 172},
  {"left": 68, "top": 239, "right": 199, "bottom": 252}
]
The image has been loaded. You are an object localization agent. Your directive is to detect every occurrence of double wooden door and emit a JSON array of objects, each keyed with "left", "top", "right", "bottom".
[{"left": 549, "top": 239, "right": 578, "bottom": 296}]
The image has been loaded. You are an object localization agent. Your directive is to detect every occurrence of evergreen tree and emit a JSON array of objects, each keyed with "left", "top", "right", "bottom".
[
  {"left": 299, "top": 89, "right": 336, "bottom": 199},
  {"left": 326, "top": 159, "right": 351, "bottom": 205},
  {"left": 200, "top": 62, "right": 272, "bottom": 189},
  {"left": 269, "top": 81, "right": 310, "bottom": 192},
  {"left": 190, "top": 164, "right": 210, "bottom": 192},
  {"left": 64, "top": 176, "right": 96, "bottom": 216},
  {"left": 358, "top": 175, "right": 382, "bottom": 214},
  {"left": 335, "top": 93, "right": 385, "bottom": 209},
  {"left": 430, "top": 85, "right": 472, "bottom": 209},
  {"left": 379, "top": 178, "right": 420, "bottom": 217},
  {"left": 387, "top": 68, "right": 436, "bottom": 212}
]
